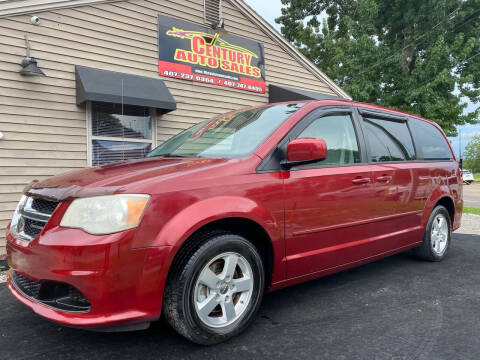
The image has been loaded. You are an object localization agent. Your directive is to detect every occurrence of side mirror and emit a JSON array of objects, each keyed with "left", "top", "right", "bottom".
[{"left": 283, "top": 138, "right": 327, "bottom": 167}]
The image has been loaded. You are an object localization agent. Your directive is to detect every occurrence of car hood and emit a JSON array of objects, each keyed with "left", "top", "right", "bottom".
[{"left": 25, "top": 157, "right": 250, "bottom": 200}]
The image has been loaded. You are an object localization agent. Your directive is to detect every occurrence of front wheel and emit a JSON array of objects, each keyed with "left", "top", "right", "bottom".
[
  {"left": 414, "top": 205, "right": 451, "bottom": 261},
  {"left": 163, "top": 231, "right": 265, "bottom": 345}
]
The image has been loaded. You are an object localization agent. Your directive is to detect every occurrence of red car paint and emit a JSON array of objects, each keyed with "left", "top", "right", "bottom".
[{"left": 6, "top": 100, "right": 462, "bottom": 330}]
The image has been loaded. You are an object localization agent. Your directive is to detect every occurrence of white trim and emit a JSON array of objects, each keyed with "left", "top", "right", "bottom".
[
  {"left": 86, "top": 101, "right": 92, "bottom": 166},
  {"left": 229, "top": 0, "right": 351, "bottom": 100},
  {"left": 86, "top": 101, "right": 156, "bottom": 166},
  {"left": 0, "top": 0, "right": 120, "bottom": 18}
]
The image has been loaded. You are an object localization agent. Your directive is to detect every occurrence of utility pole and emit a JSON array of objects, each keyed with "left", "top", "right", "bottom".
[{"left": 459, "top": 129, "right": 462, "bottom": 169}]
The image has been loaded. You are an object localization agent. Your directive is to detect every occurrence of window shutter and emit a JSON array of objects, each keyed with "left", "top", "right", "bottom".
[{"left": 204, "top": 0, "right": 221, "bottom": 24}]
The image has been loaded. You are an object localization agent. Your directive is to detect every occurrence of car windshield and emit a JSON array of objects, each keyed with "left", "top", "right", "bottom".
[{"left": 148, "top": 103, "right": 304, "bottom": 159}]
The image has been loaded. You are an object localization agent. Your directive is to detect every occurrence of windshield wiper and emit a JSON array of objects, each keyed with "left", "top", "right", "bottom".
[{"left": 156, "top": 153, "right": 199, "bottom": 158}]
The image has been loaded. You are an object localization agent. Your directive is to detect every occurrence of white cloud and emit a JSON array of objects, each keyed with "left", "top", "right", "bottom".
[{"left": 244, "top": 0, "right": 283, "bottom": 30}]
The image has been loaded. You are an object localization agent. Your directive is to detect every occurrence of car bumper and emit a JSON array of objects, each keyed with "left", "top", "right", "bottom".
[{"left": 6, "top": 225, "right": 173, "bottom": 330}]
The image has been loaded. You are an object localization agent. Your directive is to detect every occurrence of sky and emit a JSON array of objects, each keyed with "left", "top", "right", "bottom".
[
  {"left": 244, "top": 0, "right": 282, "bottom": 31},
  {"left": 244, "top": 0, "right": 480, "bottom": 158}
]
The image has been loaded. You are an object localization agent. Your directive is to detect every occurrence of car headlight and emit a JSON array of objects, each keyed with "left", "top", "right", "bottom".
[
  {"left": 60, "top": 194, "right": 150, "bottom": 235},
  {"left": 10, "top": 195, "right": 27, "bottom": 237}
]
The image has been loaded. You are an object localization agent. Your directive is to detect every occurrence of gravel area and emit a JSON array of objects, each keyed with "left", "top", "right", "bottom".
[{"left": 0, "top": 214, "right": 477, "bottom": 285}]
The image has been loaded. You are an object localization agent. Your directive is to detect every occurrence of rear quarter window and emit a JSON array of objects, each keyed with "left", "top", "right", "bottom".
[{"left": 409, "top": 119, "right": 453, "bottom": 160}]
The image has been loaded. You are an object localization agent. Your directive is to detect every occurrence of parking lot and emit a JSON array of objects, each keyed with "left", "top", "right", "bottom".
[{"left": 1, "top": 230, "right": 479, "bottom": 360}]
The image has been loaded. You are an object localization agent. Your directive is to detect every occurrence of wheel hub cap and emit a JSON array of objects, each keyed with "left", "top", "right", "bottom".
[
  {"left": 431, "top": 214, "right": 448, "bottom": 255},
  {"left": 194, "top": 252, "right": 254, "bottom": 328},
  {"left": 219, "top": 282, "right": 228, "bottom": 294}
]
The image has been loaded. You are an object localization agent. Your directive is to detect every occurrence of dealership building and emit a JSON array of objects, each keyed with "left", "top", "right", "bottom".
[{"left": 0, "top": 0, "right": 349, "bottom": 254}]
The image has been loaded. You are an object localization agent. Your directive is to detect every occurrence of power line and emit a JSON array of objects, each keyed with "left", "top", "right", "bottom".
[
  {"left": 342, "top": 7, "right": 480, "bottom": 82},
  {"left": 382, "top": 51, "right": 480, "bottom": 95}
]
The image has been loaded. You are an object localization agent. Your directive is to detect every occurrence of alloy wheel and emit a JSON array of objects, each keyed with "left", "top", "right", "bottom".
[
  {"left": 431, "top": 213, "right": 448, "bottom": 256},
  {"left": 193, "top": 252, "right": 254, "bottom": 328}
]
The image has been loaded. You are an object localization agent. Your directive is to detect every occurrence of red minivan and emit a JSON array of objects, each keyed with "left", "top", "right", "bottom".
[{"left": 6, "top": 100, "right": 462, "bottom": 344}]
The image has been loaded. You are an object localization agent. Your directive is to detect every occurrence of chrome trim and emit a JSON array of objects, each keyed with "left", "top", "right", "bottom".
[
  {"left": 19, "top": 208, "right": 50, "bottom": 222},
  {"left": 15, "top": 230, "right": 34, "bottom": 242},
  {"left": 23, "top": 197, "right": 54, "bottom": 218},
  {"left": 12, "top": 196, "right": 58, "bottom": 242}
]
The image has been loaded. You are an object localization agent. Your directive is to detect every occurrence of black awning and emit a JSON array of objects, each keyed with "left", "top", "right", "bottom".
[
  {"left": 75, "top": 66, "right": 176, "bottom": 112},
  {"left": 269, "top": 84, "right": 341, "bottom": 103}
]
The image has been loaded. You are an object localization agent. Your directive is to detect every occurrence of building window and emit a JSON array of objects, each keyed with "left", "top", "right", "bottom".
[
  {"left": 204, "top": 0, "right": 222, "bottom": 24},
  {"left": 88, "top": 102, "right": 155, "bottom": 166}
]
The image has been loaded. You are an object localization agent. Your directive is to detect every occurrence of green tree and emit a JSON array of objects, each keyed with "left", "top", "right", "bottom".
[
  {"left": 463, "top": 134, "right": 480, "bottom": 172},
  {"left": 276, "top": 0, "right": 480, "bottom": 135}
]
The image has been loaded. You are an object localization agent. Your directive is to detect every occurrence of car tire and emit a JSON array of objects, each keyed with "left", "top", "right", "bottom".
[
  {"left": 414, "top": 205, "right": 451, "bottom": 261},
  {"left": 163, "top": 230, "right": 265, "bottom": 345}
]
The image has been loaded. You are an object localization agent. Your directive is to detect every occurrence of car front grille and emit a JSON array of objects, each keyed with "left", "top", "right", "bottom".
[
  {"left": 31, "top": 198, "right": 59, "bottom": 215},
  {"left": 11, "top": 271, "right": 91, "bottom": 313},
  {"left": 23, "top": 217, "right": 47, "bottom": 239},
  {"left": 16, "top": 197, "right": 59, "bottom": 241}
]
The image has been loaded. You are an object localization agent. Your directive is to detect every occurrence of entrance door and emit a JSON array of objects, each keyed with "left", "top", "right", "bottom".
[{"left": 284, "top": 110, "right": 376, "bottom": 278}]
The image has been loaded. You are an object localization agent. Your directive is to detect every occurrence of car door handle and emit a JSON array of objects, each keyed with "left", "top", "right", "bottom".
[
  {"left": 376, "top": 175, "right": 392, "bottom": 182},
  {"left": 352, "top": 177, "right": 371, "bottom": 184}
]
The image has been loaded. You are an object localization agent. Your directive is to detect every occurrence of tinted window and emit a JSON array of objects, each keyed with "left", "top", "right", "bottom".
[
  {"left": 409, "top": 119, "right": 453, "bottom": 160},
  {"left": 294, "top": 114, "right": 360, "bottom": 168},
  {"left": 363, "top": 117, "right": 415, "bottom": 162}
]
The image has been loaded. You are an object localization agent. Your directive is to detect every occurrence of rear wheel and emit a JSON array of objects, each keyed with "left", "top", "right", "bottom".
[
  {"left": 163, "top": 231, "right": 265, "bottom": 345},
  {"left": 414, "top": 205, "right": 451, "bottom": 261}
]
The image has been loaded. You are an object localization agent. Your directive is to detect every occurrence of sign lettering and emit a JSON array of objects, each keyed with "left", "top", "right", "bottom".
[{"left": 158, "top": 15, "right": 266, "bottom": 93}]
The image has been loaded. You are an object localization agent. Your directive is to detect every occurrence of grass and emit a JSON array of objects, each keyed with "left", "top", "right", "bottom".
[
  {"left": 474, "top": 173, "right": 480, "bottom": 182},
  {"left": 463, "top": 207, "right": 480, "bottom": 215}
]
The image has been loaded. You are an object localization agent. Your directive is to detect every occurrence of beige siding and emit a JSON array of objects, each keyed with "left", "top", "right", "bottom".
[
  {"left": 0, "top": 0, "right": 342, "bottom": 253},
  {"left": 0, "top": 0, "right": 121, "bottom": 17}
]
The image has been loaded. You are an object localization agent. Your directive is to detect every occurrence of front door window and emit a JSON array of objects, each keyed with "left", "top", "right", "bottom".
[{"left": 293, "top": 114, "right": 361, "bottom": 168}]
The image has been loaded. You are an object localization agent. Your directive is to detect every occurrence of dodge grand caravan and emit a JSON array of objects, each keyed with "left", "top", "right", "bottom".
[{"left": 6, "top": 100, "right": 462, "bottom": 344}]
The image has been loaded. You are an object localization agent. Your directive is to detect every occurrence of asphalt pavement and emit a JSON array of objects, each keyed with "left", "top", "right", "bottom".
[
  {"left": 1, "top": 232, "right": 479, "bottom": 360},
  {"left": 463, "top": 183, "right": 480, "bottom": 208}
]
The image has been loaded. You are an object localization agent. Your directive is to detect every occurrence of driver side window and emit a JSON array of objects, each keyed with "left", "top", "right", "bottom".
[{"left": 293, "top": 114, "right": 361, "bottom": 169}]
